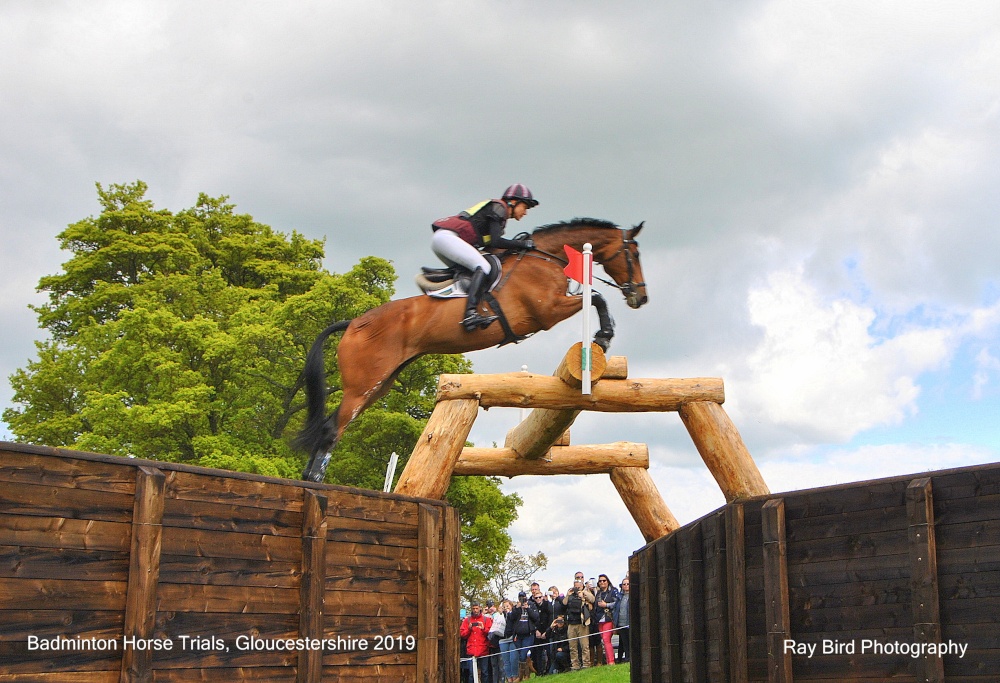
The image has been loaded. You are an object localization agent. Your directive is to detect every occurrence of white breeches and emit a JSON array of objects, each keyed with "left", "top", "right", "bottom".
[{"left": 431, "top": 229, "right": 492, "bottom": 275}]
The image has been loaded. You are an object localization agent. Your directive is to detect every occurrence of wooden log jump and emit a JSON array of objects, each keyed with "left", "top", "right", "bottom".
[
  {"left": 505, "top": 342, "right": 612, "bottom": 460},
  {"left": 456, "top": 442, "right": 649, "bottom": 476},
  {"left": 437, "top": 373, "right": 724, "bottom": 411},
  {"left": 395, "top": 343, "right": 768, "bottom": 544}
]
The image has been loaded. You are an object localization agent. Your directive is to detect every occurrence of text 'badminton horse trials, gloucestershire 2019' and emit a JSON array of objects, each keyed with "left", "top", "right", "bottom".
[{"left": 295, "top": 218, "right": 649, "bottom": 482}]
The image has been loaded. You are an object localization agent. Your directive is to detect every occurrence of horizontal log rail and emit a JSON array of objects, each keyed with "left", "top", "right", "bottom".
[
  {"left": 437, "top": 374, "right": 724, "bottom": 411},
  {"left": 455, "top": 442, "right": 649, "bottom": 476}
]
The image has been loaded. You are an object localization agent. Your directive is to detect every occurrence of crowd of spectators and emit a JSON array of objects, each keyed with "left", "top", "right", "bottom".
[{"left": 459, "top": 570, "right": 631, "bottom": 682}]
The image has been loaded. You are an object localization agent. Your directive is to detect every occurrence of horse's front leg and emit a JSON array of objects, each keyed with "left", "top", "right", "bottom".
[{"left": 591, "top": 291, "right": 615, "bottom": 351}]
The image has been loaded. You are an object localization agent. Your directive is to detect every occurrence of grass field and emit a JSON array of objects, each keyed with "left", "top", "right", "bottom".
[{"left": 516, "top": 664, "right": 630, "bottom": 682}]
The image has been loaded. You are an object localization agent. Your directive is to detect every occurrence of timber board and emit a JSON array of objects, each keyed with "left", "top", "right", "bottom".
[
  {"left": 936, "top": 542, "right": 1000, "bottom": 573},
  {"left": 0, "top": 576, "right": 127, "bottom": 611},
  {"left": 325, "top": 541, "right": 418, "bottom": 572},
  {"left": 0, "top": 643, "right": 123, "bottom": 674},
  {"left": 157, "top": 554, "right": 301, "bottom": 588},
  {"left": 160, "top": 527, "right": 301, "bottom": 563},
  {"left": 787, "top": 577, "right": 911, "bottom": 610},
  {"left": 0, "top": 480, "right": 135, "bottom": 523},
  {"left": 0, "top": 515, "right": 131, "bottom": 552},
  {"left": 0, "top": 449, "right": 136, "bottom": 495},
  {"left": 160, "top": 496, "right": 303, "bottom": 537},
  {"left": 0, "top": 544, "right": 130, "bottom": 582},
  {"left": 0, "top": 609, "right": 123, "bottom": 640},
  {"left": 0, "top": 673, "right": 119, "bottom": 683},
  {"left": 151, "top": 669, "right": 295, "bottom": 683}
]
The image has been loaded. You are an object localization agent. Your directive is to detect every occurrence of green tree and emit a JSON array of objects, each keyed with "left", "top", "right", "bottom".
[{"left": 5, "top": 180, "right": 529, "bottom": 587}]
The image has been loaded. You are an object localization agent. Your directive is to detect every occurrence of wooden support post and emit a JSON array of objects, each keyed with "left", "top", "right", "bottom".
[
  {"left": 395, "top": 398, "right": 479, "bottom": 499},
  {"left": 504, "top": 343, "right": 607, "bottom": 459},
  {"left": 679, "top": 401, "right": 769, "bottom": 501},
  {"left": 610, "top": 467, "right": 680, "bottom": 542},
  {"left": 906, "top": 478, "right": 944, "bottom": 683},
  {"left": 297, "top": 490, "right": 328, "bottom": 683},
  {"left": 762, "top": 499, "right": 792, "bottom": 683},
  {"left": 417, "top": 504, "right": 442, "bottom": 683},
  {"left": 628, "top": 553, "right": 645, "bottom": 683},
  {"left": 656, "top": 537, "right": 681, "bottom": 681},
  {"left": 438, "top": 374, "right": 724, "bottom": 411},
  {"left": 455, "top": 442, "right": 649, "bottom": 476},
  {"left": 703, "top": 512, "right": 729, "bottom": 683},
  {"left": 725, "top": 504, "right": 749, "bottom": 683},
  {"left": 120, "top": 467, "right": 165, "bottom": 683},
  {"left": 678, "top": 522, "right": 707, "bottom": 682},
  {"left": 441, "top": 506, "right": 461, "bottom": 683}
]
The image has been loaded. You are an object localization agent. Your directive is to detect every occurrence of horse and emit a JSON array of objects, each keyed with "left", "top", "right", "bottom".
[{"left": 296, "top": 217, "right": 648, "bottom": 482}]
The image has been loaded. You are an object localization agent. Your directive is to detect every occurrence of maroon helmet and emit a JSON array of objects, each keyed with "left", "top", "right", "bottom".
[{"left": 502, "top": 184, "right": 539, "bottom": 207}]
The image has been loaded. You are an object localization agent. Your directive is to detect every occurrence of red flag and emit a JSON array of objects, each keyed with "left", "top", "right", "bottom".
[{"left": 563, "top": 245, "right": 591, "bottom": 284}]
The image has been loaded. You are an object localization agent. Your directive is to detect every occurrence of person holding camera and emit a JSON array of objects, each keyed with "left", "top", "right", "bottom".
[
  {"left": 545, "top": 614, "right": 571, "bottom": 674},
  {"left": 505, "top": 590, "right": 540, "bottom": 681},
  {"left": 562, "top": 578, "right": 594, "bottom": 671},
  {"left": 460, "top": 600, "right": 493, "bottom": 682}
]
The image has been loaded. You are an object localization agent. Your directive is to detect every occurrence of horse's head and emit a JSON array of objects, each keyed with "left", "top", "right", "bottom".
[{"left": 595, "top": 221, "right": 648, "bottom": 309}]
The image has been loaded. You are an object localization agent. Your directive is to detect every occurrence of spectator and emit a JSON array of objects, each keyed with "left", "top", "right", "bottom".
[
  {"left": 530, "top": 582, "right": 552, "bottom": 676},
  {"left": 562, "top": 578, "right": 594, "bottom": 671},
  {"left": 460, "top": 601, "right": 493, "bottom": 682},
  {"left": 586, "top": 578, "right": 601, "bottom": 666},
  {"left": 497, "top": 599, "right": 518, "bottom": 682},
  {"left": 488, "top": 600, "right": 507, "bottom": 683},
  {"left": 593, "top": 574, "right": 619, "bottom": 665},
  {"left": 547, "top": 585, "right": 565, "bottom": 672},
  {"left": 614, "top": 577, "right": 631, "bottom": 663},
  {"left": 545, "top": 615, "right": 571, "bottom": 674},
  {"left": 506, "top": 591, "right": 539, "bottom": 681}
]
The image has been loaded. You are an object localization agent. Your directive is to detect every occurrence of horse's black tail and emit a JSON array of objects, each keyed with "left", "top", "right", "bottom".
[{"left": 294, "top": 320, "right": 352, "bottom": 466}]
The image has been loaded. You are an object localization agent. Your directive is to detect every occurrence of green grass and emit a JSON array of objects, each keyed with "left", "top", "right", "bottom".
[{"left": 530, "top": 663, "right": 630, "bottom": 682}]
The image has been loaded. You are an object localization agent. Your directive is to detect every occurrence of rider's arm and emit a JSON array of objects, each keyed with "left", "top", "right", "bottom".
[{"left": 480, "top": 202, "right": 533, "bottom": 251}]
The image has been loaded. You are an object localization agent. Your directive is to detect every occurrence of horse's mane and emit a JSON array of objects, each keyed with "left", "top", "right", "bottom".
[{"left": 530, "top": 217, "right": 619, "bottom": 236}]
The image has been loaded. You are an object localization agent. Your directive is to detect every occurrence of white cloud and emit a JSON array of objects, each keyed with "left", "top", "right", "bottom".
[{"left": 741, "top": 267, "right": 952, "bottom": 441}]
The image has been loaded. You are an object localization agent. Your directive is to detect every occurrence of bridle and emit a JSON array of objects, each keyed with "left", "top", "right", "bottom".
[
  {"left": 597, "top": 229, "right": 646, "bottom": 301},
  {"left": 513, "top": 228, "right": 645, "bottom": 300}
]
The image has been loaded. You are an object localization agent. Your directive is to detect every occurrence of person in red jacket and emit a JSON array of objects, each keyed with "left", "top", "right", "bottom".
[{"left": 460, "top": 600, "right": 493, "bottom": 681}]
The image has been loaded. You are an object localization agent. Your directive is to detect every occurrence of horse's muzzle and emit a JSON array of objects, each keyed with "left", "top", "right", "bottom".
[{"left": 627, "top": 293, "right": 648, "bottom": 309}]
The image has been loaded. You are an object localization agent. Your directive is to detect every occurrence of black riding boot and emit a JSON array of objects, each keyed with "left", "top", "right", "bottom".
[{"left": 461, "top": 267, "right": 498, "bottom": 331}]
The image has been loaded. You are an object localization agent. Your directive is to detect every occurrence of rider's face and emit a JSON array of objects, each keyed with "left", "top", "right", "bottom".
[{"left": 509, "top": 201, "right": 530, "bottom": 221}]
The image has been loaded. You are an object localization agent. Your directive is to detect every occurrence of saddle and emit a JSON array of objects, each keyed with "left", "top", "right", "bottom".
[
  {"left": 413, "top": 254, "right": 525, "bottom": 346},
  {"left": 414, "top": 254, "right": 503, "bottom": 298}
]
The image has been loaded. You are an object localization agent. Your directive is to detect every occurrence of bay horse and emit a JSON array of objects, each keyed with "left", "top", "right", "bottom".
[{"left": 296, "top": 218, "right": 648, "bottom": 482}]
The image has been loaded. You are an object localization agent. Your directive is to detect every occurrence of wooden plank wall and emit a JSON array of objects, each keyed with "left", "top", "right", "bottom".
[
  {"left": 0, "top": 443, "right": 458, "bottom": 683},
  {"left": 630, "top": 460, "right": 1000, "bottom": 682}
]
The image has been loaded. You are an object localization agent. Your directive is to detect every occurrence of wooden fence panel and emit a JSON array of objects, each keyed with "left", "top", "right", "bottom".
[
  {"left": 0, "top": 442, "right": 455, "bottom": 683},
  {"left": 630, "top": 460, "right": 1000, "bottom": 683}
]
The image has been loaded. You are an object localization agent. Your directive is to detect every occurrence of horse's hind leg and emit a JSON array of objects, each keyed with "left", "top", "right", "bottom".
[
  {"left": 302, "top": 406, "right": 341, "bottom": 482},
  {"left": 301, "top": 339, "right": 412, "bottom": 483}
]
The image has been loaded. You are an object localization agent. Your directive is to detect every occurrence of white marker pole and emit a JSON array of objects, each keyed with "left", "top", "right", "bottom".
[
  {"left": 582, "top": 243, "right": 593, "bottom": 394},
  {"left": 383, "top": 451, "right": 399, "bottom": 493}
]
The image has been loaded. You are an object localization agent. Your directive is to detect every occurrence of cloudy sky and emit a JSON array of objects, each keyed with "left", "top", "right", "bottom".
[{"left": 3, "top": 1, "right": 1000, "bottom": 595}]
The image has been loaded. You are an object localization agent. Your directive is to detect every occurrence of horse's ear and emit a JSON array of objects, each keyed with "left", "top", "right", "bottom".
[{"left": 630, "top": 221, "right": 645, "bottom": 237}]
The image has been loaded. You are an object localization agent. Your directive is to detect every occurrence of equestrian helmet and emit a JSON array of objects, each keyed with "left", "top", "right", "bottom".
[{"left": 502, "top": 184, "right": 539, "bottom": 207}]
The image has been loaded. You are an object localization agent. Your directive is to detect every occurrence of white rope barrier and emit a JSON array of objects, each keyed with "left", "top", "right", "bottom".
[{"left": 460, "top": 624, "right": 628, "bottom": 665}]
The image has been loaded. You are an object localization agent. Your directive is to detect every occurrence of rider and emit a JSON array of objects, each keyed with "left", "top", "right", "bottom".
[{"left": 430, "top": 184, "right": 537, "bottom": 330}]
